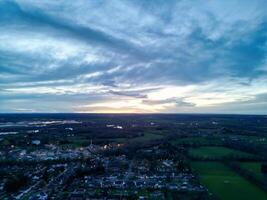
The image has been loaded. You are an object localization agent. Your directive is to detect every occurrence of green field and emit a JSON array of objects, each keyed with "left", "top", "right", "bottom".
[
  {"left": 171, "top": 137, "right": 211, "bottom": 145},
  {"left": 189, "top": 146, "right": 255, "bottom": 159},
  {"left": 192, "top": 161, "right": 267, "bottom": 200},
  {"left": 130, "top": 133, "right": 163, "bottom": 143},
  {"left": 112, "top": 132, "right": 164, "bottom": 144},
  {"left": 240, "top": 162, "right": 267, "bottom": 180},
  {"left": 171, "top": 136, "right": 223, "bottom": 146}
]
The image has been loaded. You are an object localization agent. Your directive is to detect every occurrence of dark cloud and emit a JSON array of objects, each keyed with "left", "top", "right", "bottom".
[
  {"left": 108, "top": 87, "right": 161, "bottom": 99},
  {"left": 0, "top": 1, "right": 147, "bottom": 60},
  {"left": 143, "top": 98, "right": 195, "bottom": 107},
  {"left": 109, "top": 90, "right": 147, "bottom": 99},
  {"left": 0, "top": 0, "right": 267, "bottom": 113}
]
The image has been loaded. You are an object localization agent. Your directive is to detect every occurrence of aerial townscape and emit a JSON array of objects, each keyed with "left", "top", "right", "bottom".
[
  {"left": 0, "top": 114, "right": 267, "bottom": 200},
  {"left": 1, "top": 0, "right": 267, "bottom": 199}
]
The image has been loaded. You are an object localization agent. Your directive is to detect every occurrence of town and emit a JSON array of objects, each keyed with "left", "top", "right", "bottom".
[{"left": 0, "top": 114, "right": 267, "bottom": 200}]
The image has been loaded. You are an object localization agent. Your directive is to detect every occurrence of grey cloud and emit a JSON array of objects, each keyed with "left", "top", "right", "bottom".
[
  {"left": 1, "top": 0, "right": 267, "bottom": 113},
  {"left": 143, "top": 98, "right": 195, "bottom": 107},
  {"left": 108, "top": 87, "right": 161, "bottom": 99},
  {"left": 0, "top": 1, "right": 147, "bottom": 60},
  {"left": 1, "top": 0, "right": 267, "bottom": 86},
  {"left": 109, "top": 90, "right": 147, "bottom": 99}
]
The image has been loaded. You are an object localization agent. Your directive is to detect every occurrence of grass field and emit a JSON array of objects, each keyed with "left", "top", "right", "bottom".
[
  {"left": 189, "top": 146, "right": 255, "bottom": 159},
  {"left": 112, "top": 132, "right": 164, "bottom": 144},
  {"left": 130, "top": 133, "right": 163, "bottom": 143},
  {"left": 240, "top": 162, "right": 267, "bottom": 180},
  {"left": 171, "top": 137, "right": 211, "bottom": 145},
  {"left": 171, "top": 137, "right": 223, "bottom": 146},
  {"left": 192, "top": 161, "right": 267, "bottom": 200}
]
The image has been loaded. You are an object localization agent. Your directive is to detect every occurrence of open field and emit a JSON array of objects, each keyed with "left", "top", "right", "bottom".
[
  {"left": 111, "top": 132, "right": 164, "bottom": 144},
  {"left": 189, "top": 146, "right": 256, "bottom": 159},
  {"left": 240, "top": 162, "right": 267, "bottom": 180},
  {"left": 191, "top": 161, "right": 267, "bottom": 200},
  {"left": 130, "top": 132, "right": 164, "bottom": 143},
  {"left": 171, "top": 136, "right": 223, "bottom": 146}
]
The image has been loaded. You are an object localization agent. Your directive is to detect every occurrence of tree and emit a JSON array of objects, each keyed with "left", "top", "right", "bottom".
[
  {"left": 261, "top": 164, "right": 267, "bottom": 174},
  {"left": 4, "top": 174, "right": 29, "bottom": 193}
]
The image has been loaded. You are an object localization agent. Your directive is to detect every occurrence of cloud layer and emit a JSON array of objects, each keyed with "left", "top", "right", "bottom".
[{"left": 1, "top": 0, "right": 267, "bottom": 114}]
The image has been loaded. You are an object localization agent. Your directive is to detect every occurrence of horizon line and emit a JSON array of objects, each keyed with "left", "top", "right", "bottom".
[{"left": 0, "top": 112, "right": 266, "bottom": 116}]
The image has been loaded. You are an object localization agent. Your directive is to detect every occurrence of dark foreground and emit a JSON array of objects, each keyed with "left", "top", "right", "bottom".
[{"left": 0, "top": 114, "right": 267, "bottom": 200}]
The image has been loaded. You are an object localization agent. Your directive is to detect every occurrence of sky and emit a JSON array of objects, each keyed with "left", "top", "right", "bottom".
[{"left": 0, "top": 0, "right": 267, "bottom": 114}]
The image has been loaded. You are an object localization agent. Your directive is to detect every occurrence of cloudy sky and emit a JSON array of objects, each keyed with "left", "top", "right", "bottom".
[{"left": 0, "top": 0, "right": 267, "bottom": 114}]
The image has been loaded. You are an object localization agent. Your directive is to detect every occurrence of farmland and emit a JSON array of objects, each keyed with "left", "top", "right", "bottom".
[
  {"left": 112, "top": 132, "right": 164, "bottom": 144},
  {"left": 189, "top": 146, "right": 256, "bottom": 159},
  {"left": 240, "top": 162, "right": 267, "bottom": 180},
  {"left": 171, "top": 136, "right": 223, "bottom": 146},
  {"left": 192, "top": 161, "right": 267, "bottom": 200}
]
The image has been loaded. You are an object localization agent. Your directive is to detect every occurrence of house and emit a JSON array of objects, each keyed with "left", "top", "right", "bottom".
[
  {"left": 32, "top": 140, "right": 41, "bottom": 145},
  {"left": 29, "top": 192, "right": 48, "bottom": 200},
  {"left": 69, "top": 193, "right": 84, "bottom": 200},
  {"left": 150, "top": 191, "right": 164, "bottom": 199},
  {"left": 69, "top": 190, "right": 85, "bottom": 200}
]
